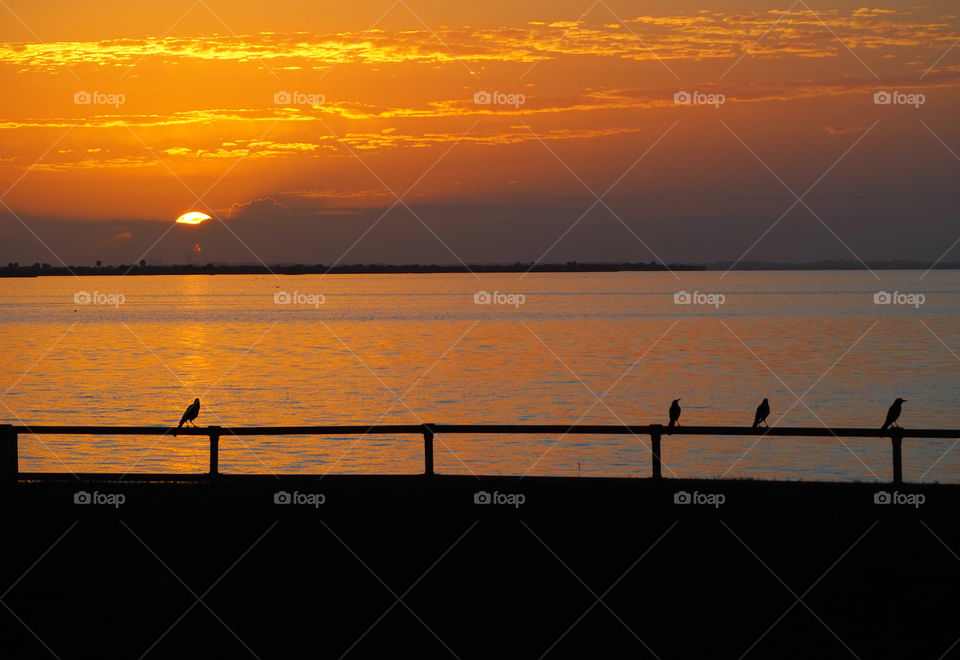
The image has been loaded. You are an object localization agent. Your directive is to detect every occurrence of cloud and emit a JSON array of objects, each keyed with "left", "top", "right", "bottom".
[
  {"left": 0, "top": 9, "right": 956, "bottom": 72},
  {"left": 226, "top": 197, "right": 290, "bottom": 219},
  {"left": 822, "top": 124, "right": 872, "bottom": 136}
]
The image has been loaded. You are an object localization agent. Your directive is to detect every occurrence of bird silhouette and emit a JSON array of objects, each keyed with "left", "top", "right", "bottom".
[
  {"left": 881, "top": 398, "right": 906, "bottom": 431},
  {"left": 753, "top": 398, "right": 770, "bottom": 429},
  {"left": 668, "top": 399, "right": 681, "bottom": 428},
  {"left": 175, "top": 398, "right": 200, "bottom": 435}
]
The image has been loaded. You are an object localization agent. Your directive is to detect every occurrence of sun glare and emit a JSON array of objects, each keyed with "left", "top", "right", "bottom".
[{"left": 176, "top": 212, "right": 211, "bottom": 225}]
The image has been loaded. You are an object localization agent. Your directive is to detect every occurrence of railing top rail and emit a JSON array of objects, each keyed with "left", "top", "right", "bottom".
[{"left": 3, "top": 424, "right": 959, "bottom": 439}]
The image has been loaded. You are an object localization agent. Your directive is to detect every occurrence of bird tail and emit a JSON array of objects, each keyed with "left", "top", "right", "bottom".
[{"left": 880, "top": 423, "right": 888, "bottom": 431}]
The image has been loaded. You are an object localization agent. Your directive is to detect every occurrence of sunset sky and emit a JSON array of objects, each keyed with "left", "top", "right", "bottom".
[{"left": 1, "top": 0, "right": 958, "bottom": 266}]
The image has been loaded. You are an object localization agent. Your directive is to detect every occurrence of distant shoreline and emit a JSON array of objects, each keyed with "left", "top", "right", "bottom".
[{"left": 0, "top": 260, "right": 956, "bottom": 277}]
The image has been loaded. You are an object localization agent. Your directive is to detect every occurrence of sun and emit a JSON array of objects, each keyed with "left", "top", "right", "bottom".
[{"left": 176, "top": 211, "right": 211, "bottom": 225}]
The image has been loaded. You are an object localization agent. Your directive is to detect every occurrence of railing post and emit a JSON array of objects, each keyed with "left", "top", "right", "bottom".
[
  {"left": 208, "top": 426, "right": 221, "bottom": 477},
  {"left": 0, "top": 424, "right": 17, "bottom": 480},
  {"left": 423, "top": 424, "right": 435, "bottom": 477},
  {"left": 650, "top": 424, "right": 662, "bottom": 480},
  {"left": 891, "top": 431, "right": 903, "bottom": 484}
]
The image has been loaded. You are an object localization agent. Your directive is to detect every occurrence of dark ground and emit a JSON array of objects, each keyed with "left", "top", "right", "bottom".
[
  {"left": 2, "top": 475, "right": 959, "bottom": 659},
  {"left": 5, "top": 259, "right": 960, "bottom": 277}
]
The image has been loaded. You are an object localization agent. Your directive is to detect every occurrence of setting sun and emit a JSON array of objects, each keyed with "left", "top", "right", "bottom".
[{"left": 175, "top": 212, "right": 211, "bottom": 225}]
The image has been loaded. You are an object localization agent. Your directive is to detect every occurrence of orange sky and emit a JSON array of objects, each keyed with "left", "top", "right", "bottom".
[{"left": 0, "top": 1, "right": 958, "bottom": 265}]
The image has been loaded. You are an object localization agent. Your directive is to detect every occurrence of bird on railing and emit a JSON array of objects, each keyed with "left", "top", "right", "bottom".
[
  {"left": 881, "top": 398, "right": 906, "bottom": 431},
  {"left": 175, "top": 398, "right": 200, "bottom": 436},
  {"left": 668, "top": 399, "right": 682, "bottom": 428},
  {"left": 753, "top": 398, "right": 770, "bottom": 429}
]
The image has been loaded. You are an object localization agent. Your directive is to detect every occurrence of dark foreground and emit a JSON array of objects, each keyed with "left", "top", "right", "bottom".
[{"left": 2, "top": 475, "right": 958, "bottom": 659}]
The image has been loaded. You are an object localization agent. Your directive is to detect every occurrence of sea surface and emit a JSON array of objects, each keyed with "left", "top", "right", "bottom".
[{"left": 1, "top": 270, "right": 958, "bottom": 482}]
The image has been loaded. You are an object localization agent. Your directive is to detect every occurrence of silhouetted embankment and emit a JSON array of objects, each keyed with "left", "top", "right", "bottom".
[
  {"left": 3, "top": 259, "right": 959, "bottom": 277},
  {"left": 2, "top": 474, "right": 958, "bottom": 658},
  {"left": 0, "top": 261, "right": 703, "bottom": 277}
]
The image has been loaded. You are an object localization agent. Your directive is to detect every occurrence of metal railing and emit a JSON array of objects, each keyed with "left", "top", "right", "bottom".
[{"left": 2, "top": 423, "right": 958, "bottom": 483}]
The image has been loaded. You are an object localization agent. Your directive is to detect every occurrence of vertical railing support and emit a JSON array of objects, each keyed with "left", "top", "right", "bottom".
[
  {"left": 891, "top": 431, "right": 903, "bottom": 484},
  {"left": 423, "top": 424, "right": 435, "bottom": 477},
  {"left": 650, "top": 424, "right": 662, "bottom": 480},
  {"left": 208, "top": 426, "right": 221, "bottom": 477},
  {"left": 0, "top": 424, "right": 17, "bottom": 480}
]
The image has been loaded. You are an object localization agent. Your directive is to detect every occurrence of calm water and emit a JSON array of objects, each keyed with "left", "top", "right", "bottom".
[{"left": 1, "top": 271, "right": 958, "bottom": 482}]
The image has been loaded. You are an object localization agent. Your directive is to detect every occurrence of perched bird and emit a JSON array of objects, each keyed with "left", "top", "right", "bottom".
[
  {"left": 668, "top": 399, "right": 682, "bottom": 428},
  {"left": 881, "top": 398, "right": 906, "bottom": 431},
  {"left": 753, "top": 398, "right": 770, "bottom": 429},
  {"left": 175, "top": 398, "right": 200, "bottom": 435}
]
